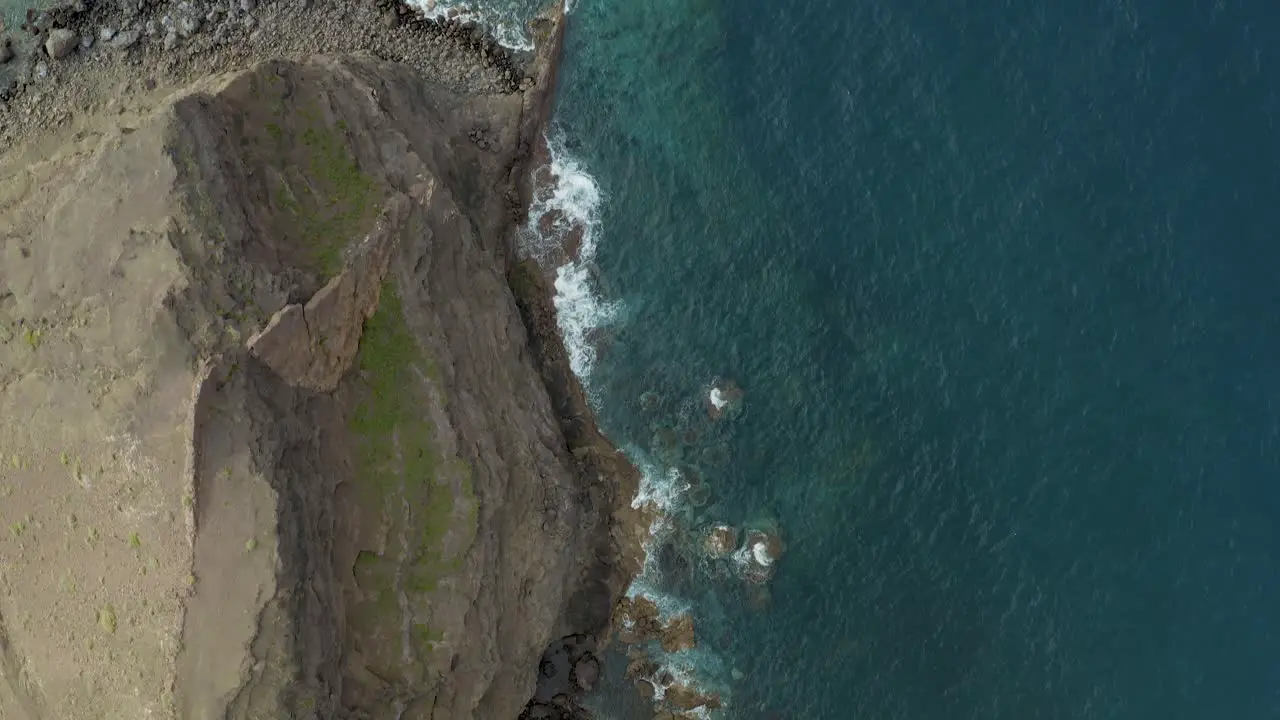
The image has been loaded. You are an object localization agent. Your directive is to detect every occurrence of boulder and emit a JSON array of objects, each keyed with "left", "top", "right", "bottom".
[
  {"left": 705, "top": 378, "right": 745, "bottom": 420},
  {"left": 44, "top": 27, "right": 77, "bottom": 58},
  {"left": 659, "top": 613, "right": 696, "bottom": 653},
  {"left": 702, "top": 524, "right": 739, "bottom": 557}
]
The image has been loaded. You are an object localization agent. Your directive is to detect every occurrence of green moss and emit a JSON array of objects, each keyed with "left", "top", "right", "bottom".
[
  {"left": 412, "top": 622, "right": 442, "bottom": 657},
  {"left": 259, "top": 103, "right": 382, "bottom": 279},
  {"left": 351, "top": 285, "right": 477, "bottom": 576},
  {"left": 22, "top": 326, "right": 40, "bottom": 350},
  {"left": 346, "top": 283, "right": 478, "bottom": 675}
]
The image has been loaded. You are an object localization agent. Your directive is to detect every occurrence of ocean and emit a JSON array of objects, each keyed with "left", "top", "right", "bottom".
[{"left": 507, "top": 0, "right": 1280, "bottom": 717}]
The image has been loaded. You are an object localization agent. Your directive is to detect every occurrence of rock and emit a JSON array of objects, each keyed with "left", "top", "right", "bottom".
[
  {"left": 33, "top": 60, "right": 48, "bottom": 80},
  {"left": 239, "top": 0, "right": 254, "bottom": 11},
  {"left": 0, "top": 38, "right": 12, "bottom": 64},
  {"left": 702, "top": 524, "right": 738, "bottom": 558},
  {"left": 739, "top": 519, "right": 784, "bottom": 584},
  {"left": 162, "top": 30, "right": 178, "bottom": 50},
  {"left": 615, "top": 594, "right": 664, "bottom": 644},
  {"left": 44, "top": 27, "right": 78, "bottom": 59},
  {"left": 177, "top": 14, "right": 201, "bottom": 37},
  {"left": 99, "top": 26, "right": 116, "bottom": 41},
  {"left": 659, "top": 613, "right": 696, "bottom": 653},
  {"left": 79, "top": 34, "right": 93, "bottom": 51},
  {"left": 638, "top": 390, "right": 662, "bottom": 413},
  {"left": 665, "top": 682, "right": 722, "bottom": 711},
  {"left": 110, "top": 28, "right": 140, "bottom": 49},
  {"left": 569, "top": 652, "right": 599, "bottom": 691},
  {"left": 248, "top": 196, "right": 405, "bottom": 392},
  {"left": 625, "top": 648, "right": 659, "bottom": 680},
  {"left": 705, "top": 378, "right": 744, "bottom": 420},
  {"left": 614, "top": 595, "right": 696, "bottom": 653}
]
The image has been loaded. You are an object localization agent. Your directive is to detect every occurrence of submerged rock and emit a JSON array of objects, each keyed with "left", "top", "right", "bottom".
[
  {"left": 705, "top": 378, "right": 745, "bottom": 420},
  {"left": 665, "top": 682, "right": 723, "bottom": 711},
  {"left": 659, "top": 613, "right": 696, "bottom": 653},
  {"left": 738, "top": 517, "right": 784, "bottom": 584},
  {"left": 614, "top": 595, "right": 697, "bottom": 653},
  {"left": 702, "top": 523, "right": 739, "bottom": 557}
]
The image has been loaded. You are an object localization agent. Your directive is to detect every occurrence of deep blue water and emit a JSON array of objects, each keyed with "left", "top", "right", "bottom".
[{"left": 523, "top": 0, "right": 1280, "bottom": 717}]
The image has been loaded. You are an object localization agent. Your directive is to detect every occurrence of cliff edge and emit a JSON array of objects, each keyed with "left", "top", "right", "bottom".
[{"left": 0, "top": 13, "right": 643, "bottom": 719}]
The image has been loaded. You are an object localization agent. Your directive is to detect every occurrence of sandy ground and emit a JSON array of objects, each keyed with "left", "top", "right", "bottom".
[{"left": 0, "top": 85, "right": 206, "bottom": 717}]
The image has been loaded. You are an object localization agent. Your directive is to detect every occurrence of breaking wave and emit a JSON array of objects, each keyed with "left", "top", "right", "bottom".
[{"left": 406, "top": 0, "right": 546, "bottom": 51}]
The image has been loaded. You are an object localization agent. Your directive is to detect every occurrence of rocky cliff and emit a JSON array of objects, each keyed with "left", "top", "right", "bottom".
[{"left": 0, "top": 13, "right": 644, "bottom": 719}]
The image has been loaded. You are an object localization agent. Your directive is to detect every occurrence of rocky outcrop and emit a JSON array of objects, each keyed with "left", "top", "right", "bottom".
[
  {"left": 0, "top": 9, "right": 643, "bottom": 719},
  {"left": 246, "top": 193, "right": 408, "bottom": 392}
]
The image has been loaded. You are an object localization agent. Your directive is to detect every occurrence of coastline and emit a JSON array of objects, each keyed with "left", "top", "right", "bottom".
[
  {"left": 0, "top": 1, "right": 655, "bottom": 717},
  {"left": 501, "top": 7, "right": 659, "bottom": 717}
]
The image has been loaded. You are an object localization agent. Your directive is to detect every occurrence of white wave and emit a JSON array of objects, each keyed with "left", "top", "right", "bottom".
[
  {"left": 636, "top": 644, "right": 731, "bottom": 719},
  {"left": 518, "top": 131, "right": 619, "bottom": 380},
  {"left": 626, "top": 577, "right": 694, "bottom": 618},
  {"left": 631, "top": 458, "right": 690, "bottom": 513},
  {"left": 521, "top": 131, "right": 605, "bottom": 262},
  {"left": 405, "top": 0, "right": 536, "bottom": 51},
  {"left": 709, "top": 387, "right": 729, "bottom": 410},
  {"left": 552, "top": 262, "right": 619, "bottom": 380}
]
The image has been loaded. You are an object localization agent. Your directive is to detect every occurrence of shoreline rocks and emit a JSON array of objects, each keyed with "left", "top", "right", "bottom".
[{"left": 0, "top": 0, "right": 531, "bottom": 144}]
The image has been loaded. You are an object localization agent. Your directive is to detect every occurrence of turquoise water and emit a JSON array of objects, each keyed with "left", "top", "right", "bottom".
[{"left": 517, "top": 0, "right": 1280, "bottom": 717}]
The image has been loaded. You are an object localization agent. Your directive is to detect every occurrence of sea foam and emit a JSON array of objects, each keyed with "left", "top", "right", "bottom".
[
  {"left": 405, "top": 0, "right": 537, "bottom": 51},
  {"left": 519, "top": 131, "right": 620, "bottom": 380}
]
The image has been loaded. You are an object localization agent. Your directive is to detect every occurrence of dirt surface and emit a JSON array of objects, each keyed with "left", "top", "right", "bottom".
[{"left": 0, "top": 6, "right": 648, "bottom": 719}]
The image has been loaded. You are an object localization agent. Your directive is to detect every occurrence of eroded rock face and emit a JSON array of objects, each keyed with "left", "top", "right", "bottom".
[{"left": 0, "top": 16, "right": 642, "bottom": 720}]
